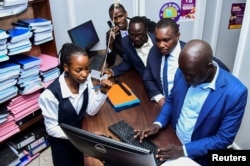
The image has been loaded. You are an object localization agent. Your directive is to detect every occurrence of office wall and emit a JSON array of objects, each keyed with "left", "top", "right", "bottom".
[
  {"left": 49, "top": 0, "right": 70, "bottom": 54},
  {"left": 202, "top": 0, "right": 246, "bottom": 71},
  {"left": 49, "top": 0, "right": 137, "bottom": 52},
  {"left": 232, "top": 0, "right": 250, "bottom": 150},
  {"left": 142, "top": 0, "right": 195, "bottom": 42}
]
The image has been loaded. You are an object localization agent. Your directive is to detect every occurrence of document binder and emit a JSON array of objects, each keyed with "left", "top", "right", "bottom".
[
  {"left": 10, "top": 54, "right": 41, "bottom": 69},
  {"left": 18, "top": 17, "right": 51, "bottom": 27},
  {"left": 7, "top": 27, "right": 32, "bottom": 43},
  {"left": 107, "top": 83, "right": 140, "bottom": 112}
]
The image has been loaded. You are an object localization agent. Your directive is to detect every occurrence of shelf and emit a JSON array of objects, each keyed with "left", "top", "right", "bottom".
[
  {"left": 0, "top": 0, "right": 56, "bottom": 144},
  {"left": 19, "top": 114, "right": 43, "bottom": 131}
]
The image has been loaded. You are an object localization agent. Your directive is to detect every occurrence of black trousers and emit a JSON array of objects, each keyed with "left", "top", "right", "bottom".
[{"left": 48, "top": 136, "right": 84, "bottom": 166}]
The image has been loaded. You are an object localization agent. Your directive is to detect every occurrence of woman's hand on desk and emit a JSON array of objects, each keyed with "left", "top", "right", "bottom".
[{"left": 133, "top": 124, "right": 160, "bottom": 143}]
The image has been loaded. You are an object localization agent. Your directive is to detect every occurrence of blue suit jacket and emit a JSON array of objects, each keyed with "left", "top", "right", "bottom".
[
  {"left": 112, "top": 33, "right": 156, "bottom": 78},
  {"left": 143, "top": 41, "right": 186, "bottom": 99},
  {"left": 155, "top": 68, "right": 247, "bottom": 164}
]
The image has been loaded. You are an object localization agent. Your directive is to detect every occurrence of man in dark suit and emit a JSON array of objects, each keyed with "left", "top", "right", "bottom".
[
  {"left": 104, "top": 16, "right": 156, "bottom": 78},
  {"left": 143, "top": 18, "right": 185, "bottom": 107},
  {"left": 106, "top": 3, "right": 156, "bottom": 67},
  {"left": 135, "top": 39, "right": 248, "bottom": 166},
  {"left": 143, "top": 18, "right": 230, "bottom": 108}
]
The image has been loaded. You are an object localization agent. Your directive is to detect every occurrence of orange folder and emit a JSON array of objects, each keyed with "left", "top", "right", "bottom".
[{"left": 107, "top": 83, "right": 140, "bottom": 112}]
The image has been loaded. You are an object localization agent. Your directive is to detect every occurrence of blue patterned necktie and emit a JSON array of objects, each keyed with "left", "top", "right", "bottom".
[{"left": 163, "top": 55, "right": 168, "bottom": 96}]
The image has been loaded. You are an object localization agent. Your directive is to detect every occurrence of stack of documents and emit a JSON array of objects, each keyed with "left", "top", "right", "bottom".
[
  {"left": 37, "top": 53, "right": 59, "bottom": 87},
  {"left": 0, "top": 0, "right": 28, "bottom": 6},
  {"left": 0, "top": 0, "right": 28, "bottom": 18},
  {"left": 10, "top": 54, "right": 43, "bottom": 95},
  {"left": 0, "top": 114, "right": 20, "bottom": 142},
  {"left": 0, "top": 29, "right": 9, "bottom": 62},
  {"left": 107, "top": 83, "right": 140, "bottom": 112},
  {"left": 7, "top": 27, "right": 32, "bottom": 55},
  {"left": 6, "top": 91, "right": 40, "bottom": 122},
  {"left": 0, "top": 61, "right": 20, "bottom": 103},
  {"left": 0, "top": 106, "right": 10, "bottom": 124},
  {"left": 17, "top": 17, "right": 53, "bottom": 45}
]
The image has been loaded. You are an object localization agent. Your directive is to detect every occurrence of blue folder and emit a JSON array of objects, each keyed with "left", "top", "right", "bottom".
[
  {"left": 10, "top": 54, "right": 41, "bottom": 69},
  {"left": 0, "top": 61, "right": 20, "bottom": 74},
  {"left": 18, "top": 17, "right": 51, "bottom": 26}
]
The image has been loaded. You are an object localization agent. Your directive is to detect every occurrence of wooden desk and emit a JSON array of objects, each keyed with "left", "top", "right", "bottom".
[{"left": 83, "top": 69, "right": 181, "bottom": 166}]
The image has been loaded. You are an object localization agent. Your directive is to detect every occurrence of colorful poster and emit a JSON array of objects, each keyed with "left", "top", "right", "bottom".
[
  {"left": 180, "top": 0, "right": 196, "bottom": 20},
  {"left": 228, "top": 3, "right": 246, "bottom": 29},
  {"left": 159, "top": 2, "right": 181, "bottom": 22}
]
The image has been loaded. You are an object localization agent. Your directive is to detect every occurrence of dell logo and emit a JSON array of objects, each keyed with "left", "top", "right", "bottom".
[{"left": 95, "top": 144, "right": 106, "bottom": 153}]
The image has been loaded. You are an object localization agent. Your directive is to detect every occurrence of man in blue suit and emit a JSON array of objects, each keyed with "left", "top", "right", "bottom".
[
  {"left": 104, "top": 16, "right": 156, "bottom": 78},
  {"left": 143, "top": 18, "right": 185, "bottom": 108},
  {"left": 135, "top": 39, "right": 248, "bottom": 166}
]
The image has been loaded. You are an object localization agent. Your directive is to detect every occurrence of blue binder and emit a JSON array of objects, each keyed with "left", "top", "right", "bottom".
[
  {"left": 18, "top": 17, "right": 51, "bottom": 26},
  {"left": 10, "top": 54, "right": 41, "bottom": 69}
]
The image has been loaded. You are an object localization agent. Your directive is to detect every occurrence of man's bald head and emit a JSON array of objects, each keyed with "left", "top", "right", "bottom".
[{"left": 178, "top": 39, "right": 215, "bottom": 85}]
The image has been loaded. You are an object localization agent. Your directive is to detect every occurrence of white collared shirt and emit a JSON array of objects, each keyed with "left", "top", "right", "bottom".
[
  {"left": 38, "top": 73, "right": 107, "bottom": 139},
  {"left": 135, "top": 35, "right": 154, "bottom": 66},
  {"left": 152, "top": 41, "right": 181, "bottom": 102}
]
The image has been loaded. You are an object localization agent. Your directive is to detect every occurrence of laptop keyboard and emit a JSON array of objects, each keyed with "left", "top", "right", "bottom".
[
  {"left": 108, "top": 120, "right": 165, "bottom": 166},
  {"left": 90, "top": 54, "right": 106, "bottom": 71}
]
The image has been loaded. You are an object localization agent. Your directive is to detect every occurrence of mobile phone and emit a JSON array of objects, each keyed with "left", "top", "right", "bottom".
[{"left": 107, "top": 21, "right": 114, "bottom": 28}]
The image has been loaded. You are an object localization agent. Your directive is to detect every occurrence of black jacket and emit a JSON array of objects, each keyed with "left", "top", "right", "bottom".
[{"left": 106, "top": 16, "right": 156, "bottom": 66}]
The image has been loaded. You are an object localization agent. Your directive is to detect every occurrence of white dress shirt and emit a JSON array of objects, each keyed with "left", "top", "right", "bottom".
[
  {"left": 152, "top": 41, "right": 181, "bottom": 102},
  {"left": 135, "top": 35, "right": 154, "bottom": 66},
  {"left": 38, "top": 73, "right": 107, "bottom": 139}
]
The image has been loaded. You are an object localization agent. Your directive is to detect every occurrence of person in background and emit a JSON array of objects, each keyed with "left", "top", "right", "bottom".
[
  {"left": 143, "top": 18, "right": 185, "bottom": 108},
  {"left": 106, "top": 3, "right": 156, "bottom": 67},
  {"left": 104, "top": 16, "right": 156, "bottom": 78},
  {"left": 38, "top": 43, "right": 112, "bottom": 166},
  {"left": 135, "top": 39, "right": 247, "bottom": 166}
]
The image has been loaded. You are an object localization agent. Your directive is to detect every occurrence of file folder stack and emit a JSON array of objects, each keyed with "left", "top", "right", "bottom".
[
  {"left": 6, "top": 91, "right": 40, "bottom": 122},
  {"left": 7, "top": 27, "right": 32, "bottom": 56},
  {"left": 0, "top": 61, "right": 20, "bottom": 104},
  {"left": 37, "top": 53, "right": 59, "bottom": 87},
  {"left": 0, "top": 0, "right": 28, "bottom": 18},
  {"left": 17, "top": 17, "right": 53, "bottom": 45},
  {"left": 107, "top": 82, "right": 140, "bottom": 112},
  {"left": 0, "top": 29, "right": 9, "bottom": 62},
  {"left": 10, "top": 54, "right": 43, "bottom": 95},
  {"left": 0, "top": 105, "right": 10, "bottom": 124},
  {"left": 0, "top": 143, "right": 20, "bottom": 166},
  {"left": 0, "top": 114, "right": 20, "bottom": 142}
]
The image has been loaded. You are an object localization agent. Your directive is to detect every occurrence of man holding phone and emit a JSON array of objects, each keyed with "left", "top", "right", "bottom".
[{"left": 106, "top": 3, "right": 156, "bottom": 67}]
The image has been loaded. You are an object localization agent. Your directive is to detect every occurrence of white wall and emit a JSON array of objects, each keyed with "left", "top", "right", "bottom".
[
  {"left": 202, "top": 0, "right": 246, "bottom": 71},
  {"left": 49, "top": 0, "right": 71, "bottom": 54},
  {"left": 49, "top": 0, "right": 137, "bottom": 53},
  {"left": 142, "top": 0, "right": 195, "bottom": 42},
  {"left": 232, "top": 0, "right": 250, "bottom": 150}
]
